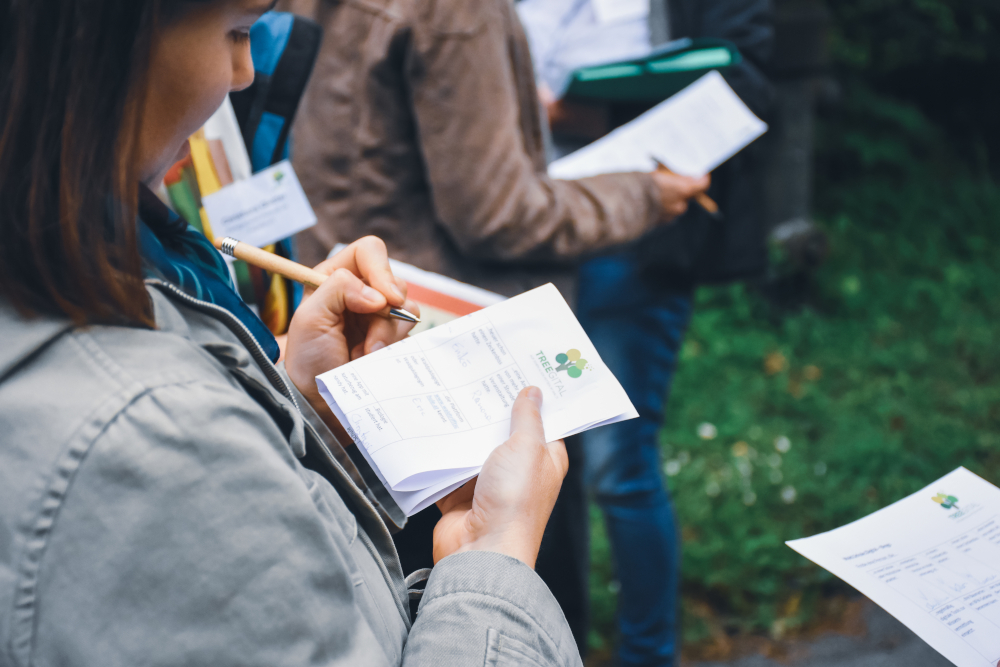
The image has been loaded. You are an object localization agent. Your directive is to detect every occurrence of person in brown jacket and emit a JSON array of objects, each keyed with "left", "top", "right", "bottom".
[{"left": 278, "top": 0, "right": 709, "bottom": 652}]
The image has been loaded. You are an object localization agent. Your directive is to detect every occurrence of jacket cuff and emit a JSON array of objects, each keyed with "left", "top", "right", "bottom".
[
  {"left": 631, "top": 170, "right": 664, "bottom": 229},
  {"left": 420, "top": 551, "right": 571, "bottom": 638},
  {"left": 276, "top": 362, "right": 408, "bottom": 531},
  {"left": 575, "top": 170, "right": 663, "bottom": 240}
]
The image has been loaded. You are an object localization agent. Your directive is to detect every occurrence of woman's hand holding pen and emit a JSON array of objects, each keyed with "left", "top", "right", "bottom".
[
  {"left": 652, "top": 166, "right": 711, "bottom": 222},
  {"left": 284, "top": 236, "right": 420, "bottom": 424}
]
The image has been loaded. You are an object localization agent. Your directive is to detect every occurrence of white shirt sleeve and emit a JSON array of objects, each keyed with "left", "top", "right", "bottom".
[{"left": 516, "top": 0, "right": 654, "bottom": 97}]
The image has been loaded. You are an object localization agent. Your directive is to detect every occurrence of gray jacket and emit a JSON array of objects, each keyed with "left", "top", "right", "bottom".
[{"left": 0, "top": 279, "right": 581, "bottom": 666}]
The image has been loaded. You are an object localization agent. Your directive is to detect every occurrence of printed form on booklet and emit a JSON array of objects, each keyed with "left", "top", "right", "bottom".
[
  {"left": 788, "top": 468, "right": 1000, "bottom": 667},
  {"left": 316, "top": 284, "right": 637, "bottom": 515},
  {"left": 548, "top": 70, "right": 767, "bottom": 180}
]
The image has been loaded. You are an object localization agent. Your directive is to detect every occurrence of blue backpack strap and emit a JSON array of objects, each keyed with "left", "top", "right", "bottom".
[
  {"left": 230, "top": 12, "right": 322, "bottom": 171},
  {"left": 230, "top": 11, "right": 322, "bottom": 313}
]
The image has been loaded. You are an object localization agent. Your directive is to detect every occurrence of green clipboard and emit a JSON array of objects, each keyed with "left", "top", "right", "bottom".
[{"left": 563, "top": 37, "right": 741, "bottom": 103}]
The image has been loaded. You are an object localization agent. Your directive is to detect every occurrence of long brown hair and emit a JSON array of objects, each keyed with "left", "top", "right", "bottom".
[{"left": 0, "top": 0, "right": 207, "bottom": 325}]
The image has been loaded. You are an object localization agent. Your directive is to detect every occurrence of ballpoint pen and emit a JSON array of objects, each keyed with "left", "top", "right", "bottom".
[{"left": 215, "top": 236, "right": 420, "bottom": 323}]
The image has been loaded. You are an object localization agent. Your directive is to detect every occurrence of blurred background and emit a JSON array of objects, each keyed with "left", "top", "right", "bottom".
[{"left": 585, "top": 0, "right": 1000, "bottom": 662}]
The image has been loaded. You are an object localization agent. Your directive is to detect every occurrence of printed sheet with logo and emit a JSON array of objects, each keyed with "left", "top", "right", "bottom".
[
  {"left": 315, "top": 284, "right": 637, "bottom": 515},
  {"left": 788, "top": 467, "right": 1000, "bottom": 667}
]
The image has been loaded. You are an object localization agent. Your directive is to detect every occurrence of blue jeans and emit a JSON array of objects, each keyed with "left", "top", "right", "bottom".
[{"left": 577, "top": 254, "right": 693, "bottom": 667}]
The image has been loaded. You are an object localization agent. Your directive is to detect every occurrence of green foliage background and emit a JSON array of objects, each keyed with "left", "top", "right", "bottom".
[
  {"left": 587, "top": 0, "right": 1000, "bottom": 652},
  {"left": 825, "top": 0, "right": 1000, "bottom": 171}
]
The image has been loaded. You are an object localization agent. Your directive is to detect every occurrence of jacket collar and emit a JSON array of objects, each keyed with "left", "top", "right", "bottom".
[
  {"left": 0, "top": 186, "right": 204, "bottom": 382},
  {"left": 0, "top": 301, "right": 74, "bottom": 383}
]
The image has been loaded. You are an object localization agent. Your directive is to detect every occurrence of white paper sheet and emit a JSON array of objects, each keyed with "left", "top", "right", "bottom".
[
  {"left": 548, "top": 70, "right": 768, "bottom": 179},
  {"left": 316, "top": 284, "right": 638, "bottom": 513},
  {"left": 788, "top": 468, "right": 1000, "bottom": 667},
  {"left": 591, "top": 0, "right": 649, "bottom": 26},
  {"left": 202, "top": 160, "right": 316, "bottom": 248}
]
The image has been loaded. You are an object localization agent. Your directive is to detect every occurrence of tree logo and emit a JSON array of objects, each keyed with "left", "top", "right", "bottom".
[
  {"left": 554, "top": 349, "right": 589, "bottom": 379},
  {"left": 931, "top": 493, "right": 959, "bottom": 510}
]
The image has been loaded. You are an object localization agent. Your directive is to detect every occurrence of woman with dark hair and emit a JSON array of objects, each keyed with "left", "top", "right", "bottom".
[{"left": 0, "top": 1, "right": 580, "bottom": 665}]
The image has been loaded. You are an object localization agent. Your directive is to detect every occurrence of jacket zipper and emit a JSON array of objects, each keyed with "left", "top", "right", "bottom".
[
  {"left": 358, "top": 525, "right": 413, "bottom": 629},
  {"left": 148, "top": 279, "right": 412, "bottom": 628},
  {"left": 146, "top": 279, "right": 300, "bottom": 413}
]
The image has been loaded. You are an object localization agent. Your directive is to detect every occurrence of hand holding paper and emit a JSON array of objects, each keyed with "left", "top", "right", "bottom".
[
  {"left": 652, "top": 165, "right": 713, "bottom": 220},
  {"left": 549, "top": 71, "right": 767, "bottom": 180},
  {"left": 433, "top": 387, "right": 569, "bottom": 567}
]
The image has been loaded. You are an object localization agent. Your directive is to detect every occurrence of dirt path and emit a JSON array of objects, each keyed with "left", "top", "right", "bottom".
[{"left": 685, "top": 603, "right": 951, "bottom": 667}]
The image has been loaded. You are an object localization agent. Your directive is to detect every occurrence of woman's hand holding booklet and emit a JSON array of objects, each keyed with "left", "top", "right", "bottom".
[
  {"left": 433, "top": 387, "right": 568, "bottom": 568},
  {"left": 283, "top": 241, "right": 634, "bottom": 568}
]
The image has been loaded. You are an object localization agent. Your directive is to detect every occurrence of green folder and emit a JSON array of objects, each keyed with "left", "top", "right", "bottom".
[
  {"left": 166, "top": 179, "right": 202, "bottom": 232},
  {"left": 563, "top": 37, "right": 741, "bottom": 103}
]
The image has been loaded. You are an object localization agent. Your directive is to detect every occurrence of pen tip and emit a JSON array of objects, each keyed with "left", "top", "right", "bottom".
[{"left": 390, "top": 308, "right": 420, "bottom": 324}]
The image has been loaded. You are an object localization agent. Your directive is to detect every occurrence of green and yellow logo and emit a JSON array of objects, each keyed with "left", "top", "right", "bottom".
[
  {"left": 554, "top": 349, "right": 589, "bottom": 379},
  {"left": 932, "top": 493, "right": 959, "bottom": 510},
  {"left": 534, "top": 348, "right": 591, "bottom": 397}
]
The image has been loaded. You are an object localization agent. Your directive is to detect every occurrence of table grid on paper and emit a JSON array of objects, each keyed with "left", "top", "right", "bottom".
[
  {"left": 866, "top": 514, "right": 1000, "bottom": 662},
  {"left": 325, "top": 311, "right": 533, "bottom": 455}
]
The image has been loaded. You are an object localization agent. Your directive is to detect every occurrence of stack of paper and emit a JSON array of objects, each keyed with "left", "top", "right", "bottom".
[
  {"left": 316, "top": 284, "right": 637, "bottom": 515},
  {"left": 548, "top": 70, "right": 767, "bottom": 179}
]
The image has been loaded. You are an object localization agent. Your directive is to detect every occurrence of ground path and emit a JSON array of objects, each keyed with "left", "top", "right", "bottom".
[{"left": 686, "top": 603, "right": 951, "bottom": 667}]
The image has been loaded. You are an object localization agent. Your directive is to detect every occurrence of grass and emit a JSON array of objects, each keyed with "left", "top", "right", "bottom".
[{"left": 586, "top": 163, "right": 1000, "bottom": 652}]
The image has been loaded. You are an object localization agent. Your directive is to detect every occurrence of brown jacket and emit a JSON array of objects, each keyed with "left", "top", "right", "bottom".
[{"left": 281, "top": 0, "right": 662, "bottom": 299}]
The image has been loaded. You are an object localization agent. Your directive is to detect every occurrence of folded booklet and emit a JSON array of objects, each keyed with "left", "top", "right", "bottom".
[{"left": 316, "top": 284, "right": 637, "bottom": 515}]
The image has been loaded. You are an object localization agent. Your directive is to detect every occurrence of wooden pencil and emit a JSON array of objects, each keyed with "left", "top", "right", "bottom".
[{"left": 214, "top": 237, "right": 420, "bottom": 323}]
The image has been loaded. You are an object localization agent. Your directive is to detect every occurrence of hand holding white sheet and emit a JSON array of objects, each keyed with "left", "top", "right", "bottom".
[
  {"left": 788, "top": 468, "right": 1000, "bottom": 667},
  {"left": 316, "top": 284, "right": 637, "bottom": 515},
  {"left": 548, "top": 70, "right": 767, "bottom": 179}
]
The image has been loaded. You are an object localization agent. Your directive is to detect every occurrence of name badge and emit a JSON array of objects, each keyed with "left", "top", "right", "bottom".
[{"left": 202, "top": 160, "right": 316, "bottom": 248}]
